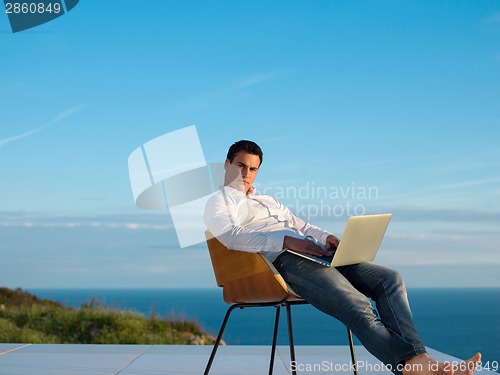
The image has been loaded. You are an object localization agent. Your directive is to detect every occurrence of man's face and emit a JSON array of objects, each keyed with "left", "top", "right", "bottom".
[{"left": 224, "top": 151, "right": 260, "bottom": 194}]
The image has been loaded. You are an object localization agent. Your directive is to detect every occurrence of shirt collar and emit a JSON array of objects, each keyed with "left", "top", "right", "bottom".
[{"left": 220, "top": 185, "right": 256, "bottom": 197}]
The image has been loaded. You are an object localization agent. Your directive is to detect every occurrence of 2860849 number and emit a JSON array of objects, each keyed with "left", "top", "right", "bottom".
[{"left": 5, "top": 2, "right": 61, "bottom": 14}]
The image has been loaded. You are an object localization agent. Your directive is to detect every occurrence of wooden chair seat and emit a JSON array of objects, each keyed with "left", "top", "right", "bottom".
[{"left": 206, "top": 233, "right": 302, "bottom": 303}]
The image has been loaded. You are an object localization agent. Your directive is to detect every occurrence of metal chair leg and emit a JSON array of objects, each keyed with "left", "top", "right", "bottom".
[
  {"left": 204, "top": 304, "right": 239, "bottom": 375},
  {"left": 205, "top": 300, "right": 353, "bottom": 375},
  {"left": 268, "top": 305, "right": 281, "bottom": 375},
  {"left": 347, "top": 328, "right": 358, "bottom": 375},
  {"left": 285, "top": 302, "right": 298, "bottom": 375}
]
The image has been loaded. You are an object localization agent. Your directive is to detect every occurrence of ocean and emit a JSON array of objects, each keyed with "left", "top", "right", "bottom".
[{"left": 29, "top": 288, "right": 500, "bottom": 366}]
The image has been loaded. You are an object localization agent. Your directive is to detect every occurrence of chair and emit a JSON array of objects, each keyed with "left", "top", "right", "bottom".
[{"left": 204, "top": 233, "right": 358, "bottom": 375}]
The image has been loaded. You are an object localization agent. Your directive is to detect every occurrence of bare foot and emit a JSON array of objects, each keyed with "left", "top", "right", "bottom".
[
  {"left": 403, "top": 353, "right": 482, "bottom": 375},
  {"left": 403, "top": 353, "right": 454, "bottom": 375},
  {"left": 453, "top": 353, "right": 482, "bottom": 375}
]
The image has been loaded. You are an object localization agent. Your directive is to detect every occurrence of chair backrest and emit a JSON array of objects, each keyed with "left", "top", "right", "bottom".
[{"left": 205, "top": 233, "right": 301, "bottom": 304}]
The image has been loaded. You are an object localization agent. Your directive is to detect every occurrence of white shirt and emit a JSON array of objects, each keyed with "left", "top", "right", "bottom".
[{"left": 204, "top": 186, "right": 332, "bottom": 262}]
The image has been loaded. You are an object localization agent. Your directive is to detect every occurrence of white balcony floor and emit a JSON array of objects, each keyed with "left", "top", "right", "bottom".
[{"left": 0, "top": 344, "right": 493, "bottom": 375}]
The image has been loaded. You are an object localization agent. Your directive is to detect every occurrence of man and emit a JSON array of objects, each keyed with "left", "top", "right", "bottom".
[{"left": 204, "top": 140, "right": 480, "bottom": 375}]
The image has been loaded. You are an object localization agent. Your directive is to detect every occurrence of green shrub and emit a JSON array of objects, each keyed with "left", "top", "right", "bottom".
[{"left": 0, "top": 287, "right": 214, "bottom": 345}]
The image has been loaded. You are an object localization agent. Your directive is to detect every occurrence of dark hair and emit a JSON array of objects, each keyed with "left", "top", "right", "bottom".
[{"left": 226, "top": 140, "right": 263, "bottom": 166}]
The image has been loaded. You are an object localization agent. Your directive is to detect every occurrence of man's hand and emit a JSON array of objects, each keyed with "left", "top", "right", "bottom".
[
  {"left": 283, "top": 236, "right": 333, "bottom": 257},
  {"left": 325, "top": 234, "right": 340, "bottom": 251}
]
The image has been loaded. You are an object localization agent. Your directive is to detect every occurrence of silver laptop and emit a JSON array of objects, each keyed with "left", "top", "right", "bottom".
[{"left": 287, "top": 214, "right": 392, "bottom": 267}]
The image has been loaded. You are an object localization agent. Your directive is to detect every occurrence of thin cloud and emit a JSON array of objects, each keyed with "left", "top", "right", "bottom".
[
  {"left": 49, "top": 102, "right": 89, "bottom": 124},
  {"left": 478, "top": 11, "right": 500, "bottom": 34},
  {"left": 163, "top": 70, "right": 291, "bottom": 112},
  {"left": 0, "top": 102, "right": 89, "bottom": 149},
  {"left": 354, "top": 158, "right": 399, "bottom": 168},
  {"left": 0, "top": 126, "right": 46, "bottom": 149},
  {"left": 371, "top": 206, "right": 500, "bottom": 223},
  {"left": 235, "top": 70, "right": 291, "bottom": 89},
  {"left": 0, "top": 210, "right": 174, "bottom": 231},
  {"left": 422, "top": 177, "right": 500, "bottom": 192},
  {"left": 381, "top": 177, "right": 500, "bottom": 203}
]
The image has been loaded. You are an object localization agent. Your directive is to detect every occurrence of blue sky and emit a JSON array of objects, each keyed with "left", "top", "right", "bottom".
[{"left": 1, "top": 0, "right": 499, "bottom": 289}]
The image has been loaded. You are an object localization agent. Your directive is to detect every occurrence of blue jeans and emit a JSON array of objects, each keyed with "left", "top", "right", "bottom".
[{"left": 273, "top": 252, "right": 427, "bottom": 373}]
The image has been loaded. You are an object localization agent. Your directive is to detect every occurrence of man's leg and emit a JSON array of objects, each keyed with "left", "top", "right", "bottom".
[
  {"left": 336, "top": 262, "right": 480, "bottom": 375},
  {"left": 336, "top": 262, "right": 427, "bottom": 365},
  {"left": 273, "top": 252, "right": 426, "bottom": 373}
]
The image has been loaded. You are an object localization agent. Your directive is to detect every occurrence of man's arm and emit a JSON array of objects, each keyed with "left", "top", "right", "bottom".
[
  {"left": 283, "top": 235, "right": 334, "bottom": 257},
  {"left": 205, "top": 188, "right": 340, "bottom": 256},
  {"left": 276, "top": 198, "right": 340, "bottom": 252},
  {"left": 205, "top": 190, "right": 289, "bottom": 253}
]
